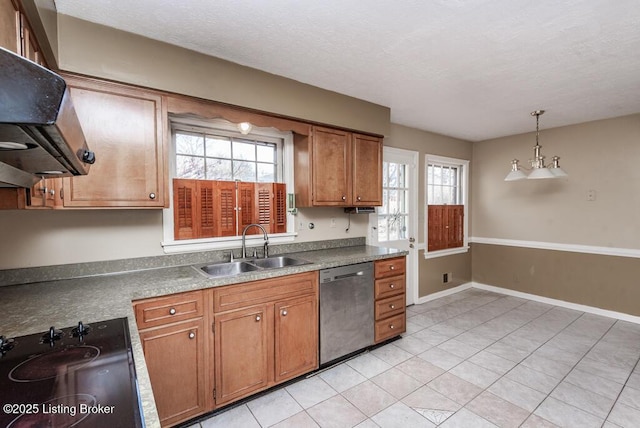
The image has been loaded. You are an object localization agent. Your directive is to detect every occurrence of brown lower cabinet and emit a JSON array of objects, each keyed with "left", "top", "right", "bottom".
[
  {"left": 134, "top": 290, "right": 210, "bottom": 427},
  {"left": 374, "top": 257, "right": 407, "bottom": 343},
  {"left": 134, "top": 271, "right": 319, "bottom": 427},
  {"left": 213, "top": 272, "right": 318, "bottom": 407}
]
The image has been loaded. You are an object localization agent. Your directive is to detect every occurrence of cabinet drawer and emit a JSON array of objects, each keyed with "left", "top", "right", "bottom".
[
  {"left": 374, "top": 274, "right": 405, "bottom": 299},
  {"left": 375, "top": 313, "right": 406, "bottom": 343},
  {"left": 374, "top": 257, "right": 406, "bottom": 278},
  {"left": 375, "top": 294, "right": 405, "bottom": 321},
  {"left": 134, "top": 290, "right": 204, "bottom": 330},
  {"left": 214, "top": 271, "right": 318, "bottom": 313}
]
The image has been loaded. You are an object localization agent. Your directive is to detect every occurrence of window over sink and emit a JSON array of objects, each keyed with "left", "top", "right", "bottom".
[{"left": 162, "top": 117, "right": 296, "bottom": 253}]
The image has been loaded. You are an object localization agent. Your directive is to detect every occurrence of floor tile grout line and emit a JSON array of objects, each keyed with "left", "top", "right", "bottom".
[
  {"left": 412, "top": 294, "right": 618, "bottom": 426},
  {"left": 515, "top": 312, "right": 623, "bottom": 427},
  {"left": 404, "top": 292, "right": 560, "bottom": 425},
  {"left": 599, "top": 319, "right": 640, "bottom": 426}
]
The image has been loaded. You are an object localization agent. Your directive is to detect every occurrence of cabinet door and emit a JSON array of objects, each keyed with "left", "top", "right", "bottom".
[
  {"left": 27, "top": 178, "right": 60, "bottom": 209},
  {"left": 62, "top": 77, "right": 167, "bottom": 208},
  {"left": 139, "top": 319, "right": 208, "bottom": 427},
  {"left": 311, "top": 127, "right": 351, "bottom": 205},
  {"left": 214, "top": 305, "right": 270, "bottom": 406},
  {"left": 274, "top": 295, "right": 318, "bottom": 382},
  {"left": 352, "top": 134, "right": 382, "bottom": 206},
  {"left": 0, "top": 1, "right": 20, "bottom": 53}
]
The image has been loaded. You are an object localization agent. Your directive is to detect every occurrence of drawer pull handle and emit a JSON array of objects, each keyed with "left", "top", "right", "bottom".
[
  {"left": 169, "top": 308, "right": 176, "bottom": 315},
  {"left": 390, "top": 304, "right": 395, "bottom": 309},
  {"left": 255, "top": 315, "right": 261, "bottom": 322},
  {"left": 389, "top": 284, "right": 395, "bottom": 289},
  {"left": 188, "top": 332, "right": 195, "bottom": 339},
  {"left": 282, "top": 310, "right": 288, "bottom": 316},
  {"left": 389, "top": 324, "right": 395, "bottom": 329},
  {"left": 342, "top": 195, "right": 346, "bottom": 201}
]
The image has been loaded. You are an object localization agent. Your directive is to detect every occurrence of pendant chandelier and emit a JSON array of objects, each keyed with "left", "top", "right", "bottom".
[{"left": 504, "top": 110, "right": 567, "bottom": 181}]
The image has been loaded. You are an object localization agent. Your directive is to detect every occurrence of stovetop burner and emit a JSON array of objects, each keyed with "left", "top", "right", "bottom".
[
  {"left": 0, "top": 318, "right": 143, "bottom": 428},
  {"left": 9, "top": 345, "right": 100, "bottom": 382}
]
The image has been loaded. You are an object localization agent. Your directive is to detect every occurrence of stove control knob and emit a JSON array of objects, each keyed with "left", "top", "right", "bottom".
[
  {"left": 42, "top": 326, "right": 63, "bottom": 346},
  {"left": 0, "top": 335, "right": 15, "bottom": 355},
  {"left": 72, "top": 321, "right": 91, "bottom": 340}
]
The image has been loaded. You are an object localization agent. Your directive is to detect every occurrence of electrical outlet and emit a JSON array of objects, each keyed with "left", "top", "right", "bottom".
[{"left": 443, "top": 273, "right": 449, "bottom": 283}]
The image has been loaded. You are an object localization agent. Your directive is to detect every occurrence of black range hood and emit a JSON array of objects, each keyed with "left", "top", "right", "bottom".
[{"left": 0, "top": 47, "right": 95, "bottom": 188}]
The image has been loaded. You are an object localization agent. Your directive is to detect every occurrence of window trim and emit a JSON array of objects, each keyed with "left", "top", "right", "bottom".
[
  {"left": 162, "top": 117, "right": 296, "bottom": 254},
  {"left": 424, "top": 154, "right": 469, "bottom": 259}
]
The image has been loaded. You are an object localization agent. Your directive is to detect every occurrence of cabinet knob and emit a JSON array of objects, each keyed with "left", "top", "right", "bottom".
[
  {"left": 341, "top": 195, "right": 346, "bottom": 201},
  {"left": 390, "top": 304, "right": 395, "bottom": 309},
  {"left": 390, "top": 324, "right": 395, "bottom": 329},
  {"left": 149, "top": 192, "right": 156, "bottom": 200},
  {"left": 188, "top": 332, "right": 195, "bottom": 339},
  {"left": 255, "top": 315, "right": 261, "bottom": 322},
  {"left": 390, "top": 265, "right": 395, "bottom": 270},
  {"left": 356, "top": 196, "right": 362, "bottom": 201},
  {"left": 389, "top": 284, "right": 395, "bottom": 289},
  {"left": 169, "top": 308, "right": 176, "bottom": 315},
  {"left": 282, "top": 310, "right": 288, "bottom": 317}
]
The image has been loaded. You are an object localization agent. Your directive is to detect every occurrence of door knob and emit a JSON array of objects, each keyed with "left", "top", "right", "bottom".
[{"left": 409, "top": 237, "right": 415, "bottom": 243}]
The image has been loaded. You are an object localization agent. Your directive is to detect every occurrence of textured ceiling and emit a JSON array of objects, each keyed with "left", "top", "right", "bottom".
[{"left": 54, "top": 0, "right": 640, "bottom": 141}]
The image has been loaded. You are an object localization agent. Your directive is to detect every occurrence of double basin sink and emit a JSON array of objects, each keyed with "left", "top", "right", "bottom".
[{"left": 197, "top": 255, "right": 313, "bottom": 279}]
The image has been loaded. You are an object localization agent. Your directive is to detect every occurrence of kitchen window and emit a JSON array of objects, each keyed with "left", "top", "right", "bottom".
[
  {"left": 162, "top": 117, "right": 295, "bottom": 253},
  {"left": 425, "top": 155, "right": 469, "bottom": 257}
]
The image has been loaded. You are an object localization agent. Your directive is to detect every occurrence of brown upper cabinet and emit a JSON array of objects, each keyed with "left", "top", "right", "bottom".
[
  {"left": 60, "top": 75, "right": 168, "bottom": 208},
  {"left": 294, "top": 126, "right": 382, "bottom": 207},
  {"left": 0, "top": 1, "right": 20, "bottom": 54},
  {"left": 0, "top": 1, "right": 45, "bottom": 66}
]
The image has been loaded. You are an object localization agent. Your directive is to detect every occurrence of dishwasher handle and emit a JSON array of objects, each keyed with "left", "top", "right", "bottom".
[{"left": 320, "top": 262, "right": 373, "bottom": 283}]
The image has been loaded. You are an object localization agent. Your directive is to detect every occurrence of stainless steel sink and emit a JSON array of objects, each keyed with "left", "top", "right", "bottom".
[
  {"left": 199, "top": 261, "right": 261, "bottom": 278},
  {"left": 196, "top": 255, "right": 312, "bottom": 278},
  {"left": 248, "top": 256, "right": 312, "bottom": 269}
]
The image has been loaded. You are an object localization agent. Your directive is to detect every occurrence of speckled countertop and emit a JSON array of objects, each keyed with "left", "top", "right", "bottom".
[{"left": 0, "top": 243, "right": 406, "bottom": 428}]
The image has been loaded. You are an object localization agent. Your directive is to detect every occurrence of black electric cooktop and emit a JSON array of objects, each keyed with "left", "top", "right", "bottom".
[{"left": 0, "top": 317, "right": 144, "bottom": 428}]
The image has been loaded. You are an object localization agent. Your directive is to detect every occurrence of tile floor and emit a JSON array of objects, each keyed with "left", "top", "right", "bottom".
[{"left": 188, "top": 289, "right": 640, "bottom": 427}]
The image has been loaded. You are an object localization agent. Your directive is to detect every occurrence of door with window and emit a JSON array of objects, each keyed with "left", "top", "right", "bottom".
[{"left": 370, "top": 147, "right": 418, "bottom": 305}]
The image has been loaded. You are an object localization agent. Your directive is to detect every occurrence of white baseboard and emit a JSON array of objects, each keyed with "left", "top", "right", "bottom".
[
  {"left": 415, "top": 282, "right": 473, "bottom": 305},
  {"left": 471, "top": 281, "right": 640, "bottom": 325}
]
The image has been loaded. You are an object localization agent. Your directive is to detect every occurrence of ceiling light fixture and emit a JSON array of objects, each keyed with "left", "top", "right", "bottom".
[
  {"left": 505, "top": 110, "right": 567, "bottom": 181},
  {"left": 237, "top": 122, "right": 253, "bottom": 135}
]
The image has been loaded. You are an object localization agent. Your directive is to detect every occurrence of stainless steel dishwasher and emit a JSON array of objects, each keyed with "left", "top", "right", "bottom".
[{"left": 319, "top": 262, "right": 374, "bottom": 365}]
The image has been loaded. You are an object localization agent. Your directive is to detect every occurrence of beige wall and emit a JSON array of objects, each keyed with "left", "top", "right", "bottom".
[
  {"left": 472, "top": 243, "right": 640, "bottom": 316},
  {"left": 472, "top": 114, "right": 640, "bottom": 247},
  {"left": 385, "top": 124, "right": 474, "bottom": 298},
  {"left": 57, "top": 15, "right": 390, "bottom": 136},
  {"left": 472, "top": 114, "right": 640, "bottom": 316},
  {"left": 0, "top": 207, "right": 368, "bottom": 269}
]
